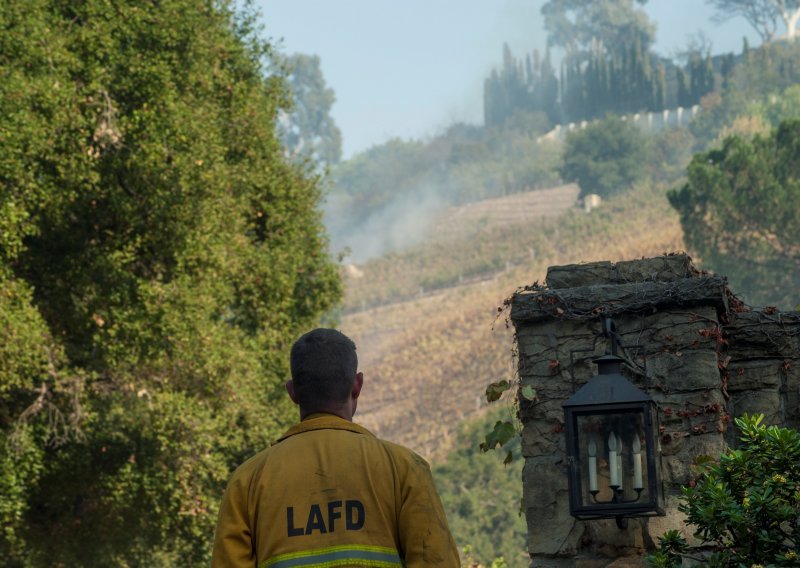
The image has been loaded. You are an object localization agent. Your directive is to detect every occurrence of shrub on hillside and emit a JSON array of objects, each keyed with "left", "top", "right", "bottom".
[{"left": 560, "top": 115, "right": 652, "bottom": 200}]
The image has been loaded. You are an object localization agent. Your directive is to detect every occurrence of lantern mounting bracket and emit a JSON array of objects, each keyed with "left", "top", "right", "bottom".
[{"left": 567, "top": 316, "right": 644, "bottom": 394}]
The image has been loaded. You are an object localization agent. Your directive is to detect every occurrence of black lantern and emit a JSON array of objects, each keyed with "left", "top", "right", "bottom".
[{"left": 562, "top": 320, "right": 664, "bottom": 528}]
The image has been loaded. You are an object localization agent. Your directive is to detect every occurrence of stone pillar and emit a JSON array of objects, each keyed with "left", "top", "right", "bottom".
[{"left": 511, "top": 255, "right": 736, "bottom": 566}]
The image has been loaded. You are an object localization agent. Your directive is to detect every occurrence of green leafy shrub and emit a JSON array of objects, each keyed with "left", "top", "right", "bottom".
[
  {"left": 647, "top": 414, "right": 800, "bottom": 567},
  {"left": 560, "top": 115, "right": 653, "bottom": 200}
]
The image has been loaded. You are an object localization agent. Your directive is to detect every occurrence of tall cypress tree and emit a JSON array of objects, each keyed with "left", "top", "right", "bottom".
[{"left": 677, "top": 66, "right": 691, "bottom": 108}]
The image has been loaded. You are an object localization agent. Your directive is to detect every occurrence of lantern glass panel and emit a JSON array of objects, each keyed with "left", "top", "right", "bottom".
[{"left": 576, "top": 411, "right": 649, "bottom": 508}]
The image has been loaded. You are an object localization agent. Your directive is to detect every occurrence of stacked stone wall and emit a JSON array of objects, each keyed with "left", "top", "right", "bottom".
[{"left": 510, "top": 255, "right": 800, "bottom": 567}]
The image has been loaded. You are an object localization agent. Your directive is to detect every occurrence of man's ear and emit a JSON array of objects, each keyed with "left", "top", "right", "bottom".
[
  {"left": 285, "top": 380, "right": 299, "bottom": 404},
  {"left": 352, "top": 372, "right": 363, "bottom": 400}
]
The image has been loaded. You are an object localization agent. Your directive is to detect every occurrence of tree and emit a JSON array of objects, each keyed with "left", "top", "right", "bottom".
[
  {"left": 483, "top": 44, "right": 559, "bottom": 128},
  {"left": 484, "top": 44, "right": 531, "bottom": 127},
  {"left": 560, "top": 115, "right": 652, "bottom": 199},
  {"left": 669, "top": 120, "right": 800, "bottom": 307},
  {"left": 647, "top": 415, "right": 800, "bottom": 566},
  {"left": 669, "top": 119, "right": 800, "bottom": 309},
  {"left": 541, "top": 0, "right": 654, "bottom": 58},
  {"left": 0, "top": 0, "right": 341, "bottom": 564},
  {"left": 688, "top": 50, "right": 715, "bottom": 104},
  {"left": 688, "top": 40, "right": 800, "bottom": 147},
  {"left": 277, "top": 53, "right": 343, "bottom": 167},
  {"left": 708, "top": 0, "right": 800, "bottom": 43},
  {"left": 433, "top": 409, "right": 528, "bottom": 568}
]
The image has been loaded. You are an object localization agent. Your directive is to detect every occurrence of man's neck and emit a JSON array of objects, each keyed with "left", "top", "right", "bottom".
[{"left": 299, "top": 406, "right": 353, "bottom": 422}]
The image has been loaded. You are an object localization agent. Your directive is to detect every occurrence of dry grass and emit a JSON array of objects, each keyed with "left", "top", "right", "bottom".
[
  {"left": 431, "top": 183, "right": 579, "bottom": 240},
  {"left": 341, "top": 184, "right": 685, "bottom": 462}
]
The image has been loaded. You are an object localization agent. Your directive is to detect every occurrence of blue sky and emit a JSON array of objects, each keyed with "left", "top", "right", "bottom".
[{"left": 255, "top": 1, "right": 759, "bottom": 159}]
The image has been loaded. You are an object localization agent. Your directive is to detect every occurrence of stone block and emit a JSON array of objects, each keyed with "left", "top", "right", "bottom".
[
  {"left": 725, "top": 359, "right": 783, "bottom": 392},
  {"left": 574, "top": 559, "right": 607, "bottom": 568},
  {"left": 518, "top": 396, "right": 565, "bottom": 423},
  {"left": 545, "top": 255, "right": 696, "bottom": 289},
  {"left": 519, "top": 358, "right": 573, "bottom": 385},
  {"left": 521, "top": 415, "right": 567, "bottom": 458},
  {"left": 629, "top": 307, "right": 721, "bottom": 352},
  {"left": 517, "top": 321, "right": 597, "bottom": 361},
  {"left": 729, "top": 389, "right": 783, "bottom": 426},
  {"left": 523, "top": 456, "right": 582, "bottom": 556},
  {"left": 641, "top": 494, "right": 703, "bottom": 548},
  {"left": 517, "top": 325, "right": 564, "bottom": 359},
  {"left": 547, "top": 261, "right": 613, "bottom": 289},
  {"left": 580, "top": 517, "right": 646, "bottom": 560},
  {"left": 531, "top": 558, "right": 576, "bottom": 568},
  {"left": 784, "top": 362, "right": 800, "bottom": 427},
  {"left": 658, "top": 434, "right": 727, "bottom": 486},
  {"left": 611, "top": 255, "right": 694, "bottom": 284},
  {"left": 605, "top": 556, "right": 647, "bottom": 567},
  {"left": 660, "top": 434, "right": 722, "bottom": 471},
  {"left": 645, "top": 350, "right": 721, "bottom": 392},
  {"left": 725, "top": 311, "right": 800, "bottom": 359},
  {"left": 511, "top": 278, "right": 728, "bottom": 325},
  {"left": 652, "top": 389, "right": 728, "bottom": 438},
  {"left": 574, "top": 554, "right": 645, "bottom": 568}
]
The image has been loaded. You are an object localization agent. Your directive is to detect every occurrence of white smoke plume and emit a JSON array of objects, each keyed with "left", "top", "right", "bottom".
[{"left": 324, "top": 183, "right": 448, "bottom": 264}]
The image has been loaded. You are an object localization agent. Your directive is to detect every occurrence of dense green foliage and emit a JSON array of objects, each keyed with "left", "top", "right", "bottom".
[
  {"left": 669, "top": 119, "right": 800, "bottom": 309},
  {"left": 434, "top": 409, "right": 528, "bottom": 568},
  {"left": 647, "top": 415, "right": 800, "bottom": 566},
  {"left": 561, "top": 115, "right": 652, "bottom": 199},
  {"left": 0, "top": 1, "right": 340, "bottom": 565}
]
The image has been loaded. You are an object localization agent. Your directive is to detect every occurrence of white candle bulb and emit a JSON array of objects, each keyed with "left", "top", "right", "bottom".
[
  {"left": 588, "top": 438, "right": 598, "bottom": 492},
  {"left": 608, "top": 432, "right": 619, "bottom": 487},
  {"left": 633, "top": 436, "right": 643, "bottom": 490}
]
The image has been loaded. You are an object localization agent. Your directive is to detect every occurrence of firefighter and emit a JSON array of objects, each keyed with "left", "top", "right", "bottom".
[{"left": 212, "top": 328, "right": 460, "bottom": 567}]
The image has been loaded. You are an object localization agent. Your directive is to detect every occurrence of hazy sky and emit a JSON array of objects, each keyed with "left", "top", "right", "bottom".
[{"left": 255, "top": 1, "right": 759, "bottom": 159}]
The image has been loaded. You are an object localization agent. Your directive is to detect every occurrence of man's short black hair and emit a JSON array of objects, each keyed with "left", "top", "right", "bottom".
[{"left": 290, "top": 328, "right": 358, "bottom": 409}]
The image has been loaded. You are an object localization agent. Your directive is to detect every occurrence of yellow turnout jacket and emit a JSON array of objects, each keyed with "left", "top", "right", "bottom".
[{"left": 211, "top": 413, "right": 460, "bottom": 568}]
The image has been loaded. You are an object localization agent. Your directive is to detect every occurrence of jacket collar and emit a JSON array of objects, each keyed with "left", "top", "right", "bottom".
[{"left": 273, "top": 413, "right": 375, "bottom": 444}]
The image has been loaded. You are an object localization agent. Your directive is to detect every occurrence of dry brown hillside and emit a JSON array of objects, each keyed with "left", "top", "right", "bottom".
[
  {"left": 432, "top": 183, "right": 580, "bottom": 240},
  {"left": 340, "top": 184, "right": 685, "bottom": 462}
]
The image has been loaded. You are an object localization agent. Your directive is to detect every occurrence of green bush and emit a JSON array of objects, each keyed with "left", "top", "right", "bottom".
[
  {"left": 647, "top": 414, "right": 800, "bottom": 567},
  {"left": 560, "top": 115, "right": 652, "bottom": 200}
]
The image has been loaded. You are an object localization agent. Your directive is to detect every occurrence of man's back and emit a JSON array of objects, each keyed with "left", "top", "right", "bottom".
[{"left": 212, "top": 414, "right": 460, "bottom": 567}]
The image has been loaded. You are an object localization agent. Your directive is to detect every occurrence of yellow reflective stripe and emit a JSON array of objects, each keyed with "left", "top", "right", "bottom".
[{"left": 261, "top": 544, "right": 403, "bottom": 568}]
